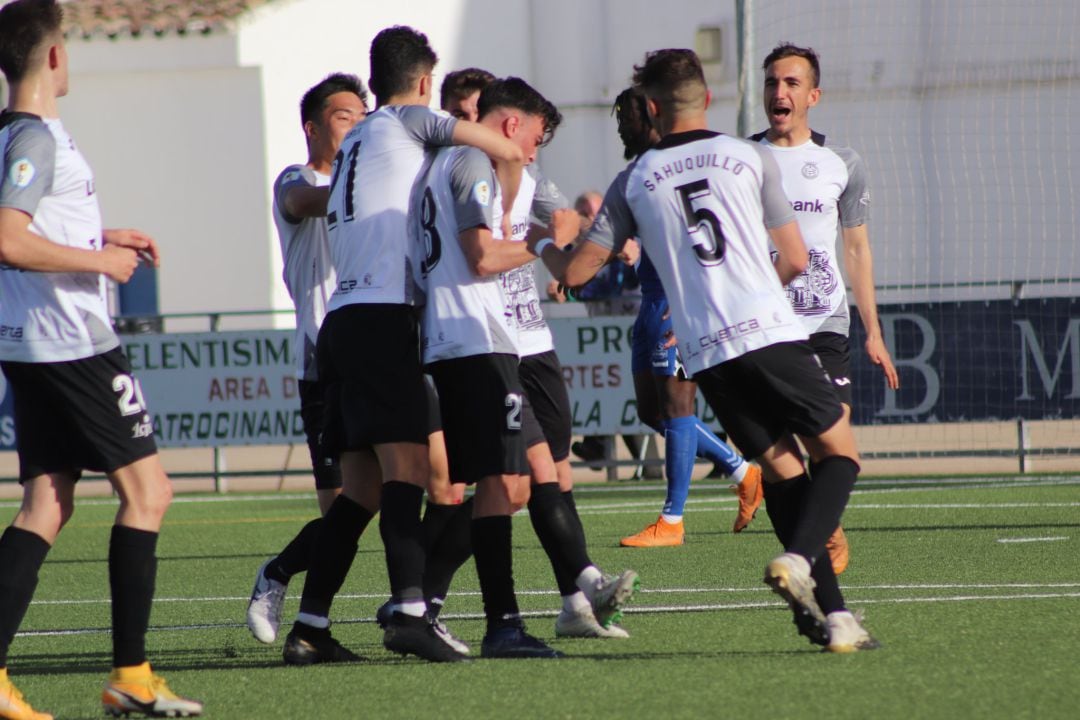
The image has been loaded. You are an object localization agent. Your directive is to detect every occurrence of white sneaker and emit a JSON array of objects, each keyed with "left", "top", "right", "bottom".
[
  {"left": 246, "top": 558, "right": 287, "bottom": 644},
  {"left": 588, "top": 570, "right": 640, "bottom": 628},
  {"left": 764, "top": 553, "right": 828, "bottom": 644},
  {"left": 555, "top": 607, "right": 630, "bottom": 638},
  {"left": 826, "top": 611, "right": 881, "bottom": 653}
]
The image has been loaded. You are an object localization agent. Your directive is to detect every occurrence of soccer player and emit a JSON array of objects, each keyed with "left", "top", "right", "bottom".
[
  {"left": 281, "top": 25, "right": 525, "bottom": 665},
  {"left": 439, "top": 67, "right": 494, "bottom": 122},
  {"left": 751, "top": 43, "right": 900, "bottom": 576},
  {"left": 609, "top": 86, "right": 764, "bottom": 548},
  {"left": 537, "top": 48, "right": 879, "bottom": 653},
  {"left": 245, "top": 74, "right": 368, "bottom": 645},
  {"left": 422, "top": 71, "right": 637, "bottom": 640},
  {"left": 418, "top": 76, "right": 574, "bottom": 658},
  {"left": 0, "top": 2, "right": 204, "bottom": 717}
]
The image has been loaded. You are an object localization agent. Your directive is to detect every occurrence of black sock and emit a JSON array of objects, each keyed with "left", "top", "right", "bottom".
[
  {"left": 528, "top": 483, "right": 591, "bottom": 596},
  {"left": 297, "top": 495, "right": 374, "bottom": 618},
  {"left": 423, "top": 497, "right": 474, "bottom": 607},
  {"left": 0, "top": 527, "right": 50, "bottom": 668},
  {"left": 109, "top": 526, "right": 158, "bottom": 668},
  {"left": 789, "top": 456, "right": 859, "bottom": 563},
  {"left": 266, "top": 517, "right": 322, "bottom": 583},
  {"left": 471, "top": 515, "right": 520, "bottom": 632},
  {"left": 762, "top": 473, "right": 809, "bottom": 549},
  {"left": 379, "top": 481, "right": 426, "bottom": 604},
  {"left": 811, "top": 555, "right": 846, "bottom": 615},
  {"left": 422, "top": 501, "right": 457, "bottom": 549}
]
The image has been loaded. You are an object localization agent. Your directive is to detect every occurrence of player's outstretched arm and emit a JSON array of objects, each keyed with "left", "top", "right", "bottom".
[
  {"left": 281, "top": 186, "right": 330, "bottom": 220},
  {"left": 843, "top": 223, "right": 899, "bottom": 389},
  {"left": 769, "top": 220, "right": 808, "bottom": 285},
  {"left": 460, "top": 225, "right": 537, "bottom": 277},
  {"left": 0, "top": 208, "right": 138, "bottom": 281}
]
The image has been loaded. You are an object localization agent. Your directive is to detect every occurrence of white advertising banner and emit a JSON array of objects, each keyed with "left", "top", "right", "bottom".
[
  {"left": 0, "top": 318, "right": 723, "bottom": 452},
  {"left": 121, "top": 330, "right": 303, "bottom": 448}
]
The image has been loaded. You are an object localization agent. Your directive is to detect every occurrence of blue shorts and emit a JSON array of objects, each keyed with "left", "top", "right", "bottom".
[{"left": 631, "top": 296, "right": 683, "bottom": 377}]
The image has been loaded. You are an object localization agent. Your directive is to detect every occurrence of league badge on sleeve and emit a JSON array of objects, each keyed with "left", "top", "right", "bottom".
[
  {"left": 8, "top": 158, "right": 35, "bottom": 188},
  {"left": 472, "top": 180, "right": 491, "bottom": 206}
]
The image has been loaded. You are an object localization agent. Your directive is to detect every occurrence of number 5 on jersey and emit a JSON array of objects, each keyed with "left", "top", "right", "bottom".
[{"left": 676, "top": 179, "right": 726, "bottom": 266}]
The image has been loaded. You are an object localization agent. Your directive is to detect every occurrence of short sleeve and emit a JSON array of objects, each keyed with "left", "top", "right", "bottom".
[
  {"left": 0, "top": 121, "right": 55, "bottom": 217},
  {"left": 448, "top": 147, "right": 496, "bottom": 233},
  {"left": 273, "top": 165, "right": 317, "bottom": 224},
  {"left": 585, "top": 167, "right": 636, "bottom": 253},
  {"left": 528, "top": 165, "right": 571, "bottom": 225},
  {"left": 397, "top": 105, "right": 458, "bottom": 147},
  {"left": 834, "top": 146, "right": 870, "bottom": 228}
]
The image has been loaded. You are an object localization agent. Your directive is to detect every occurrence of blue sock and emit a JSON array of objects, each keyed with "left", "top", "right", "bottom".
[
  {"left": 693, "top": 417, "right": 745, "bottom": 476},
  {"left": 662, "top": 416, "right": 698, "bottom": 518}
]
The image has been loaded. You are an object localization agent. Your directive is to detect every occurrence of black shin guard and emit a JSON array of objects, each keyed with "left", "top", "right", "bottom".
[
  {"left": 267, "top": 517, "right": 322, "bottom": 583},
  {"left": 379, "top": 481, "right": 426, "bottom": 604},
  {"left": 471, "top": 516, "right": 520, "bottom": 630},
  {"left": 762, "top": 474, "right": 809, "bottom": 549},
  {"left": 297, "top": 495, "right": 374, "bottom": 617},
  {"left": 790, "top": 456, "right": 859, "bottom": 563},
  {"left": 109, "top": 526, "right": 159, "bottom": 667},
  {"left": 423, "top": 497, "right": 474, "bottom": 608},
  {"left": 528, "top": 483, "right": 591, "bottom": 596},
  {"left": 0, "top": 527, "right": 50, "bottom": 668}
]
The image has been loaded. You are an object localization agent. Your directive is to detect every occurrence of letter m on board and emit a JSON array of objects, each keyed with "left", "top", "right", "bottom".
[{"left": 1015, "top": 318, "right": 1080, "bottom": 400}]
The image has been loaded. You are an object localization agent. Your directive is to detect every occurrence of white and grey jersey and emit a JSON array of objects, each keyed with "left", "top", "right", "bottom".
[
  {"left": 0, "top": 112, "right": 117, "bottom": 363},
  {"left": 753, "top": 131, "right": 870, "bottom": 336},
  {"left": 325, "top": 105, "right": 457, "bottom": 310},
  {"left": 418, "top": 145, "right": 517, "bottom": 364},
  {"left": 586, "top": 129, "right": 806, "bottom": 375},
  {"left": 272, "top": 164, "right": 333, "bottom": 381},
  {"left": 500, "top": 165, "right": 557, "bottom": 357}
]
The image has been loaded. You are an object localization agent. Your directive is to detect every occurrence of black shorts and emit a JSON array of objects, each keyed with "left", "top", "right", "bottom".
[
  {"left": 1, "top": 348, "right": 158, "bottom": 481},
  {"left": 427, "top": 353, "right": 528, "bottom": 485},
  {"left": 693, "top": 341, "right": 844, "bottom": 459},
  {"left": 518, "top": 350, "right": 572, "bottom": 461},
  {"left": 809, "top": 331, "right": 853, "bottom": 406},
  {"left": 317, "top": 304, "right": 429, "bottom": 453},
  {"left": 424, "top": 374, "right": 442, "bottom": 435},
  {"left": 298, "top": 379, "right": 342, "bottom": 490}
]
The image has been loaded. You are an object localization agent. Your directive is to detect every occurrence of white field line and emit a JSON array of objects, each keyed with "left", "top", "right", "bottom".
[
  {"left": 996, "top": 536, "right": 1069, "bottom": 543},
  {"left": 28, "top": 582, "right": 1080, "bottom": 607},
  {"left": 3, "top": 474, "right": 1079, "bottom": 510},
  {"left": 17, "top": 590, "right": 1080, "bottom": 638}
]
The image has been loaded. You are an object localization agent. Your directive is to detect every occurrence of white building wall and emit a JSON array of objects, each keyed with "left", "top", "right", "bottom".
[{"left": 29, "top": 0, "right": 1080, "bottom": 322}]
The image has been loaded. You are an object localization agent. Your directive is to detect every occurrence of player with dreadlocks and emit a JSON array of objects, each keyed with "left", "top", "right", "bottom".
[{"left": 612, "top": 86, "right": 765, "bottom": 548}]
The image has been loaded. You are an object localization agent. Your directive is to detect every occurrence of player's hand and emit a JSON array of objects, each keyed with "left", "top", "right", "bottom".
[
  {"left": 550, "top": 208, "right": 579, "bottom": 249},
  {"left": 618, "top": 238, "right": 640, "bottom": 266},
  {"left": 866, "top": 335, "right": 900, "bottom": 389},
  {"left": 104, "top": 228, "right": 159, "bottom": 267},
  {"left": 662, "top": 328, "right": 678, "bottom": 349},
  {"left": 98, "top": 244, "right": 140, "bottom": 283},
  {"left": 546, "top": 279, "right": 567, "bottom": 303}
]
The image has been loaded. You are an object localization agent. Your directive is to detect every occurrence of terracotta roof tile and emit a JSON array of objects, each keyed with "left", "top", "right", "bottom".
[{"left": 61, "top": 0, "right": 274, "bottom": 40}]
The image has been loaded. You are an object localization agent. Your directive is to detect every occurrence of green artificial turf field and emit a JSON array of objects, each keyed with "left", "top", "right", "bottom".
[{"left": 3, "top": 475, "right": 1078, "bottom": 719}]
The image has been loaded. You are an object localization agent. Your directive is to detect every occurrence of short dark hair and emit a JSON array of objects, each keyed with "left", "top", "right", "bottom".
[
  {"left": 440, "top": 67, "right": 495, "bottom": 112},
  {"left": 632, "top": 49, "right": 707, "bottom": 113},
  {"left": 368, "top": 26, "right": 437, "bottom": 105},
  {"left": 612, "top": 86, "right": 654, "bottom": 160},
  {"left": 763, "top": 42, "right": 821, "bottom": 87},
  {"left": 300, "top": 73, "right": 368, "bottom": 127},
  {"left": 477, "top": 77, "right": 562, "bottom": 147},
  {"left": 0, "top": 0, "right": 63, "bottom": 84}
]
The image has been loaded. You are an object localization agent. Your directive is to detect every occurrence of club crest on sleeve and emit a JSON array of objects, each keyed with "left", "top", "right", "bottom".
[
  {"left": 472, "top": 180, "right": 491, "bottom": 206},
  {"left": 9, "top": 158, "right": 35, "bottom": 188}
]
